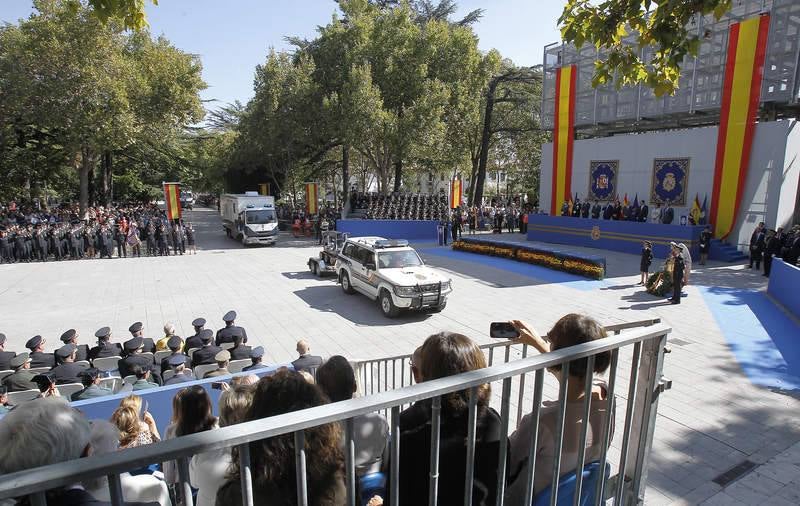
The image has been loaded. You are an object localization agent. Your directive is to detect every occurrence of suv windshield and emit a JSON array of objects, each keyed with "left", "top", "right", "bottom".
[
  {"left": 245, "top": 210, "right": 276, "bottom": 224},
  {"left": 377, "top": 250, "right": 423, "bottom": 269}
]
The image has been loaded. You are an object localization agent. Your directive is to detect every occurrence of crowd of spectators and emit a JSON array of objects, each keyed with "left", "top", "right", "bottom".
[
  {"left": 748, "top": 222, "right": 800, "bottom": 273},
  {"left": 0, "top": 313, "right": 615, "bottom": 506},
  {"left": 0, "top": 202, "right": 197, "bottom": 264}
]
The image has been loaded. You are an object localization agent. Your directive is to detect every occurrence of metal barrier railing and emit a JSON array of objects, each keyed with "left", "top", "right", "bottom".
[{"left": 0, "top": 322, "right": 670, "bottom": 506}]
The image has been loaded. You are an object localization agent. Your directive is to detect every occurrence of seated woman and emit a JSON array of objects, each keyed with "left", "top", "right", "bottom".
[
  {"left": 397, "top": 332, "right": 502, "bottom": 506},
  {"left": 216, "top": 370, "right": 346, "bottom": 505},
  {"left": 111, "top": 394, "right": 161, "bottom": 450},
  {"left": 505, "top": 314, "right": 614, "bottom": 503}
]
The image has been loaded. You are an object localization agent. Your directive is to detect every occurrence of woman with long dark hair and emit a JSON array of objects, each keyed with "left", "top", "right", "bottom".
[
  {"left": 216, "top": 370, "right": 345, "bottom": 505},
  {"left": 175, "top": 385, "right": 217, "bottom": 437}
]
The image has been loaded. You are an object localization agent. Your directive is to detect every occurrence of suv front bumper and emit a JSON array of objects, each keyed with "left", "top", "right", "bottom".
[{"left": 392, "top": 287, "right": 451, "bottom": 310}]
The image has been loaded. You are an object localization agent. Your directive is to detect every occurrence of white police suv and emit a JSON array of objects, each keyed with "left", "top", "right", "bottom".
[{"left": 335, "top": 237, "right": 452, "bottom": 317}]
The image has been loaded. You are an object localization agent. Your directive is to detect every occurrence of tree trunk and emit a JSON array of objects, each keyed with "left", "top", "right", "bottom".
[
  {"left": 342, "top": 144, "right": 350, "bottom": 203},
  {"left": 103, "top": 151, "right": 113, "bottom": 205},
  {"left": 79, "top": 146, "right": 93, "bottom": 218},
  {"left": 467, "top": 154, "right": 480, "bottom": 206},
  {"left": 473, "top": 78, "right": 498, "bottom": 207},
  {"left": 393, "top": 158, "right": 402, "bottom": 193}
]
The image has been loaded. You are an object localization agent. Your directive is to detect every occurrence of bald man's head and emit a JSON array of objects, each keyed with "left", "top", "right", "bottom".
[
  {"left": 411, "top": 346, "right": 424, "bottom": 383},
  {"left": 296, "top": 339, "right": 310, "bottom": 356}
]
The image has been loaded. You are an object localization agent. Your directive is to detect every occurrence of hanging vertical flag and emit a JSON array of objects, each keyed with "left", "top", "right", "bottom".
[
  {"left": 550, "top": 65, "right": 577, "bottom": 216},
  {"left": 710, "top": 14, "right": 770, "bottom": 238},
  {"left": 163, "top": 182, "right": 182, "bottom": 221},
  {"left": 690, "top": 194, "right": 702, "bottom": 225},
  {"left": 259, "top": 183, "right": 270, "bottom": 196},
  {"left": 623, "top": 193, "right": 629, "bottom": 207},
  {"left": 449, "top": 177, "right": 462, "bottom": 209},
  {"left": 700, "top": 194, "right": 708, "bottom": 225},
  {"left": 305, "top": 182, "right": 319, "bottom": 215}
]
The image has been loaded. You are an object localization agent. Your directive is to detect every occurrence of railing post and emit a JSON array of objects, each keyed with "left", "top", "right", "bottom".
[
  {"left": 345, "top": 418, "right": 356, "bottom": 506},
  {"left": 390, "top": 406, "right": 401, "bottom": 506},
  {"left": 177, "top": 456, "right": 194, "bottom": 506},
  {"left": 295, "top": 430, "right": 308, "bottom": 506},
  {"left": 107, "top": 473, "right": 124, "bottom": 506},
  {"left": 428, "top": 396, "right": 442, "bottom": 506},
  {"left": 626, "top": 333, "right": 669, "bottom": 504},
  {"left": 238, "top": 443, "right": 254, "bottom": 506}
]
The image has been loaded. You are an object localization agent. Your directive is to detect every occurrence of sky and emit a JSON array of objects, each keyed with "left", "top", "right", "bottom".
[{"left": 0, "top": 0, "right": 563, "bottom": 109}]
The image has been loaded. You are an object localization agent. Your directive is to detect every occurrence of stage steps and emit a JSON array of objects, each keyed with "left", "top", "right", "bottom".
[{"left": 710, "top": 239, "right": 749, "bottom": 262}]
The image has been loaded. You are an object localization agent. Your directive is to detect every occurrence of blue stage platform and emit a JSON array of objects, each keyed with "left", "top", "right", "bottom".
[
  {"left": 768, "top": 259, "right": 800, "bottom": 320},
  {"left": 337, "top": 219, "right": 439, "bottom": 241},
  {"left": 526, "top": 214, "right": 704, "bottom": 259}
]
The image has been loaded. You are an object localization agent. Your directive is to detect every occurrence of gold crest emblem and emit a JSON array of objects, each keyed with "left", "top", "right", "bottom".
[
  {"left": 591, "top": 226, "right": 601, "bottom": 240},
  {"left": 662, "top": 173, "right": 677, "bottom": 192}
]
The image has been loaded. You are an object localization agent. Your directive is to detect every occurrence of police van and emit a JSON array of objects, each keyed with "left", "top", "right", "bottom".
[{"left": 335, "top": 237, "right": 452, "bottom": 317}]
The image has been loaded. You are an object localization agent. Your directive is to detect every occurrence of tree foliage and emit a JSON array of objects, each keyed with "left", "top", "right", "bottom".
[{"left": 559, "top": 0, "right": 732, "bottom": 96}]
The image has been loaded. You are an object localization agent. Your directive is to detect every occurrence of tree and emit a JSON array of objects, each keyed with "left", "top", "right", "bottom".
[
  {"left": 559, "top": 0, "right": 731, "bottom": 96},
  {"left": 74, "top": 0, "right": 157, "bottom": 31}
]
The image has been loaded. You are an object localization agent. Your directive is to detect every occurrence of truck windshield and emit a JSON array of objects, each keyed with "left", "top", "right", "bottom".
[
  {"left": 245, "top": 210, "right": 276, "bottom": 224},
  {"left": 377, "top": 250, "right": 423, "bottom": 269}
]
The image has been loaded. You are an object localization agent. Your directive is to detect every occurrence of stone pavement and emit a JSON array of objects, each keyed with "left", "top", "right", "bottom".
[{"left": 1, "top": 207, "right": 798, "bottom": 505}]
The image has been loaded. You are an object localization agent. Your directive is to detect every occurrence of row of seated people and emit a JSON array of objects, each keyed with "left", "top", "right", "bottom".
[
  {"left": 352, "top": 192, "right": 450, "bottom": 220},
  {"left": 0, "top": 314, "right": 614, "bottom": 506}
]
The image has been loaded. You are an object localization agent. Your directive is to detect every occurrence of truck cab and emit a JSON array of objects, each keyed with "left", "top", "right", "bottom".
[{"left": 220, "top": 193, "right": 279, "bottom": 246}]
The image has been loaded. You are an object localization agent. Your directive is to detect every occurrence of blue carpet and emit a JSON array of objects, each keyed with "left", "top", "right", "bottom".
[
  {"left": 418, "top": 246, "right": 608, "bottom": 291},
  {"left": 698, "top": 286, "right": 800, "bottom": 391}
]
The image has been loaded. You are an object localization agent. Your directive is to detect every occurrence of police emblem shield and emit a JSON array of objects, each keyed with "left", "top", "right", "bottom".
[
  {"left": 650, "top": 158, "right": 689, "bottom": 206},
  {"left": 588, "top": 160, "right": 618, "bottom": 201}
]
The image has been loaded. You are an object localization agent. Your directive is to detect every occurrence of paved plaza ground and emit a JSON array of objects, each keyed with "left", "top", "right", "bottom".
[{"left": 1, "top": 207, "right": 799, "bottom": 505}]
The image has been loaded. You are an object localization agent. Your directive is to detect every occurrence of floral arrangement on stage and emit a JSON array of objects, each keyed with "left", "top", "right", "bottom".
[
  {"left": 452, "top": 240, "right": 605, "bottom": 280},
  {"left": 645, "top": 258, "right": 674, "bottom": 296}
]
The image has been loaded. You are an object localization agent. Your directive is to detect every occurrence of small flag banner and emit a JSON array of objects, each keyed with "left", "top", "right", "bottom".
[
  {"left": 259, "top": 183, "right": 270, "bottom": 196},
  {"left": 163, "top": 182, "right": 181, "bottom": 220},
  {"left": 305, "top": 182, "right": 319, "bottom": 215},
  {"left": 710, "top": 14, "right": 770, "bottom": 239},
  {"left": 449, "top": 177, "right": 462, "bottom": 209},
  {"left": 550, "top": 65, "right": 576, "bottom": 216}
]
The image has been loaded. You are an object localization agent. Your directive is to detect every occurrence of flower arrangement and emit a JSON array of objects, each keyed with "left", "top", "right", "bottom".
[{"left": 452, "top": 240, "right": 605, "bottom": 280}]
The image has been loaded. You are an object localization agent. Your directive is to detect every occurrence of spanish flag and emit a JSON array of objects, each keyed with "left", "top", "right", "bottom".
[
  {"left": 305, "top": 182, "right": 319, "bottom": 215},
  {"left": 163, "top": 182, "right": 181, "bottom": 220},
  {"left": 623, "top": 193, "right": 629, "bottom": 207},
  {"left": 710, "top": 14, "right": 770, "bottom": 238},
  {"left": 259, "top": 183, "right": 270, "bottom": 196},
  {"left": 449, "top": 177, "right": 462, "bottom": 209},
  {"left": 550, "top": 65, "right": 576, "bottom": 216},
  {"left": 690, "top": 194, "right": 702, "bottom": 225}
]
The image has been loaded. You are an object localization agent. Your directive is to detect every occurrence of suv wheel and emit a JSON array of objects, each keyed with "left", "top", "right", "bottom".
[
  {"left": 341, "top": 271, "right": 355, "bottom": 294},
  {"left": 428, "top": 300, "right": 447, "bottom": 313},
  {"left": 379, "top": 289, "right": 399, "bottom": 318}
]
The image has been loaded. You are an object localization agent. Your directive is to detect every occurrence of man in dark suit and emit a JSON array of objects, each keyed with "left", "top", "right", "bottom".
[
  {"left": 749, "top": 222, "right": 766, "bottom": 269},
  {"left": 52, "top": 344, "right": 85, "bottom": 385},
  {"left": 184, "top": 317, "right": 207, "bottom": 351},
  {"left": 71, "top": 368, "right": 113, "bottom": 401},
  {"left": 128, "top": 321, "right": 156, "bottom": 354},
  {"left": 118, "top": 337, "right": 161, "bottom": 385},
  {"left": 591, "top": 201, "right": 602, "bottom": 219},
  {"left": 229, "top": 334, "right": 251, "bottom": 361},
  {"left": 0, "top": 333, "right": 15, "bottom": 371},
  {"left": 670, "top": 245, "right": 686, "bottom": 305},
  {"left": 2, "top": 353, "right": 37, "bottom": 391},
  {"left": 243, "top": 346, "right": 267, "bottom": 372},
  {"left": 164, "top": 354, "right": 195, "bottom": 385},
  {"left": 60, "top": 329, "right": 89, "bottom": 363},
  {"left": 89, "top": 327, "right": 123, "bottom": 360},
  {"left": 216, "top": 311, "right": 248, "bottom": 346},
  {"left": 26, "top": 335, "right": 55, "bottom": 369},
  {"left": 291, "top": 340, "right": 323, "bottom": 373},
  {"left": 192, "top": 329, "right": 223, "bottom": 366},
  {"left": 639, "top": 201, "right": 649, "bottom": 222},
  {"left": 662, "top": 201, "right": 675, "bottom": 224},
  {"left": 160, "top": 335, "right": 191, "bottom": 372}
]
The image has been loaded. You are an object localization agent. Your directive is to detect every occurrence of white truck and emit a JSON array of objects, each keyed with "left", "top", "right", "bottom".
[{"left": 220, "top": 192, "right": 279, "bottom": 246}]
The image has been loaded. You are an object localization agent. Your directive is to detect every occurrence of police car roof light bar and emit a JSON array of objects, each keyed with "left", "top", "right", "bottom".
[{"left": 374, "top": 239, "right": 409, "bottom": 249}]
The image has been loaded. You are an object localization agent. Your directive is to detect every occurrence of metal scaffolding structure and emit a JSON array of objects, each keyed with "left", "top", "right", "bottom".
[{"left": 541, "top": 0, "right": 800, "bottom": 135}]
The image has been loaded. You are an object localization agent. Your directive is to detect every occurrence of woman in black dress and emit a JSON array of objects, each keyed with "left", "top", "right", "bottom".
[
  {"left": 639, "top": 240, "right": 653, "bottom": 285},
  {"left": 699, "top": 226, "right": 712, "bottom": 265}
]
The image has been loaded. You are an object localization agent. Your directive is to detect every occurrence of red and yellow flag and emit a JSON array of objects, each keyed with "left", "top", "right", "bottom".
[
  {"left": 305, "top": 182, "right": 319, "bottom": 215},
  {"left": 710, "top": 14, "right": 770, "bottom": 238},
  {"left": 449, "top": 177, "right": 462, "bottom": 209},
  {"left": 163, "top": 182, "right": 181, "bottom": 220},
  {"left": 550, "top": 65, "right": 576, "bottom": 216},
  {"left": 258, "top": 183, "right": 270, "bottom": 196}
]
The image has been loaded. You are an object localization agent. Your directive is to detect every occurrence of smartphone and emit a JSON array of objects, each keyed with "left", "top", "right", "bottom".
[
  {"left": 490, "top": 322, "right": 520, "bottom": 339},
  {"left": 211, "top": 382, "right": 224, "bottom": 390},
  {"left": 139, "top": 400, "right": 149, "bottom": 420}
]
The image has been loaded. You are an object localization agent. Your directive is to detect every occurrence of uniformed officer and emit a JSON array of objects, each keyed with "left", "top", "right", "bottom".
[
  {"left": 130, "top": 364, "right": 159, "bottom": 391},
  {"left": 229, "top": 334, "right": 251, "bottom": 361},
  {"left": 128, "top": 321, "right": 156, "bottom": 354},
  {"left": 184, "top": 317, "right": 207, "bottom": 351},
  {"left": 215, "top": 311, "right": 248, "bottom": 346},
  {"left": 0, "top": 386, "right": 11, "bottom": 414},
  {"left": 89, "top": 326, "right": 123, "bottom": 360},
  {"left": 160, "top": 335, "right": 191, "bottom": 372},
  {"left": 0, "top": 333, "right": 15, "bottom": 370},
  {"left": 243, "top": 346, "right": 267, "bottom": 372},
  {"left": 2, "top": 353, "right": 37, "bottom": 392},
  {"left": 118, "top": 337, "right": 161, "bottom": 384},
  {"left": 192, "top": 329, "right": 222, "bottom": 366},
  {"left": 51, "top": 344, "right": 84, "bottom": 385},
  {"left": 60, "top": 329, "right": 89, "bottom": 362},
  {"left": 71, "top": 368, "right": 113, "bottom": 401},
  {"left": 26, "top": 335, "right": 55, "bottom": 369},
  {"left": 204, "top": 350, "right": 231, "bottom": 378},
  {"left": 164, "top": 354, "right": 195, "bottom": 385}
]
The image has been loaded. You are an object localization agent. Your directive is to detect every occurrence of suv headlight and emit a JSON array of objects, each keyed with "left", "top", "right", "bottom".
[
  {"left": 441, "top": 281, "right": 451, "bottom": 291},
  {"left": 394, "top": 286, "right": 417, "bottom": 297}
]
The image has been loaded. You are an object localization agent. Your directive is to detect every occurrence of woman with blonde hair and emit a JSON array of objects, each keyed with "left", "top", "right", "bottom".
[{"left": 111, "top": 394, "right": 161, "bottom": 449}]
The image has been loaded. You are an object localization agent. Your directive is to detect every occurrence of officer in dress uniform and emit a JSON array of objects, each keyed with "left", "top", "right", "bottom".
[
  {"left": 128, "top": 321, "right": 156, "bottom": 353},
  {"left": 71, "top": 368, "right": 113, "bottom": 401},
  {"left": 118, "top": 337, "right": 161, "bottom": 385},
  {"left": 184, "top": 318, "right": 207, "bottom": 351},
  {"left": 204, "top": 350, "right": 231, "bottom": 378},
  {"left": 26, "top": 335, "right": 55, "bottom": 369},
  {"left": 229, "top": 334, "right": 251, "bottom": 361},
  {"left": 2, "top": 353, "right": 37, "bottom": 392},
  {"left": 89, "top": 327, "right": 123, "bottom": 360},
  {"left": 591, "top": 201, "right": 602, "bottom": 219},
  {"left": 192, "top": 329, "right": 222, "bottom": 366},
  {"left": 0, "top": 333, "right": 15, "bottom": 370},
  {"left": 581, "top": 200, "right": 591, "bottom": 218},
  {"left": 164, "top": 354, "right": 196, "bottom": 385},
  {"left": 160, "top": 335, "right": 191, "bottom": 372},
  {"left": 243, "top": 346, "right": 267, "bottom": 372},
  {"left": 60, "top": 329, "right": 89, "bottom": 362},
  {"left": 215, "top": 311, "right": 248, "bottom": 346},
  {"left": 662, "top": 201, "right": 675, "bottom": 224},
  {"left": 51, "top": 344, "right": 84, "bottom": 385}
]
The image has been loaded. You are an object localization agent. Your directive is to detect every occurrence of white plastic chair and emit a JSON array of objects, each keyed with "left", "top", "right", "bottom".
[
  {"left": 193, "top": 364, "right": 219, "bottom": 379},
  {"left": 7, "top": 389, "right": 39, "bottom": 404},
  {"left": 57, "top": 383, "right": 84, "bottom": 398},
  {"left": 228, "top": 359, "right": 250, "bottom": 374},
  {"left": 93, "top": 356, "right": 122, "bottom": 372}
]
